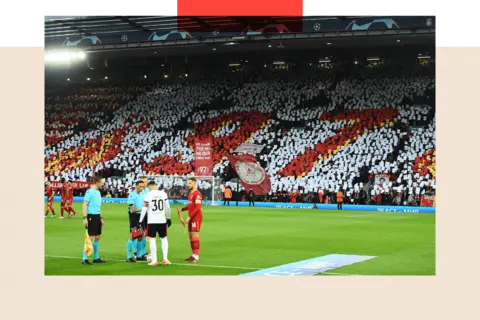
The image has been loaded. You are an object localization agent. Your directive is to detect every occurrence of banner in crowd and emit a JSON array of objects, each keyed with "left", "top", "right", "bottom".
[
  {"left": 226, "top": 154, "right": 271, "bottom": 196},
  {"left": 234, "top": 143, "right": 265, "bottom": 154},
  {"left": 51, "top": 181, "right": 93, "bottom": 189},
  {"left": 194, "top": 137, "right": 213, "bottom": 176},
  {"left": 421, "top": 195, "right": 435, "bottom": 207},
  {"left": 375, "top": 174, "right": 390, "bottom": 190}
]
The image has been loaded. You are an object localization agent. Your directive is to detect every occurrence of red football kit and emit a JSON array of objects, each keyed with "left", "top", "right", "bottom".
[
  {"left": 181, "top": 189, "right": 203, "bottom": 261},
  {"left": 46, "top": 186, "right": 54, "bottom": 205},
  {"left": 66, "top": 184, "right": 77, "bottom": 218},
  {"left": 60, "top": 183, "right": 68, "bottom": 217},
  {"left": 61, "top": 183, "right": 68, "bottom": 204},
  {"left": 45, "top": 185, "right": 56, "bottom": 217},
  {"left": 181, "top": 189, "right": 203, "bottom": 232},
  {"left": 66, "top": 184, "right": 74, "bottom": 205}
]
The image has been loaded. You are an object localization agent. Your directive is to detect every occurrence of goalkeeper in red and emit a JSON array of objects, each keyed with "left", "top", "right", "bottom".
[{"left": 177, "top": 177, "right": 203, "bottom": 263}]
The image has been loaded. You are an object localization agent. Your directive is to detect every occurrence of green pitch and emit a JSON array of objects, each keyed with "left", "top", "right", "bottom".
[{"left": 44, "top": 203, "right": 435, "bottom": 276}]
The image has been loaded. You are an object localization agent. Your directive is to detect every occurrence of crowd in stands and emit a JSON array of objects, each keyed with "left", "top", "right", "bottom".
[{"left": 45, "top": 64, "right": 435, "bottom": 206}]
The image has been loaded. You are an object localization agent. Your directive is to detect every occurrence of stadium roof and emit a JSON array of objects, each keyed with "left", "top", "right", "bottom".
[
  {"left": 45, "top": 16, "right": 342, "bottom": 39},
  {"left": 44, "top": 16, "right": 434, "bottom": 64},
  {"left": 78, "top": 35, "right": 434, "bottom": 60}
]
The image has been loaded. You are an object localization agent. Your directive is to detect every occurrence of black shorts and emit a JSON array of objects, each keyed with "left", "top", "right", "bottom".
[
  {"left": 130, "top": 214, "right": 141, "bottom": 231},
  {"left": 142, "top": 214, "right": 148, "bottom": 230},
  {"left": 87, "top": 214, "right": 102, "bottom": 236},
  {"left": 146, "top": 223, "right": 167, "bottom": 238}
]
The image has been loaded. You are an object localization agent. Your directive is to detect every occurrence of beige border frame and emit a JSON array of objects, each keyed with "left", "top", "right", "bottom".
[{"left": 1, "top": 47, "right": 478, "bottom": 319}]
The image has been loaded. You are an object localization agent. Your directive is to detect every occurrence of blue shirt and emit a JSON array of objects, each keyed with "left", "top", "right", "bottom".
[
  {"left": 84, "top": 187, "right": 102, "bottom": 215},
  {"left": 140, "top": 188, "right": 150, "bottom": 199},
  {"left": 128, "top": 190, "right": 143, "bottom": 215}
]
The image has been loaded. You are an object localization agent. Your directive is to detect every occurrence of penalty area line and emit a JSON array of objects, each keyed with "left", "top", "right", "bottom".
[{"left": 44, "top": 255, "right": 261, "bottom": 271}]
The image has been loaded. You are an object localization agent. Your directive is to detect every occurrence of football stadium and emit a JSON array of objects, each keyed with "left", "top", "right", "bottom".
[{"left": 44, "top": 16, "right": 436, "bottom": 276}]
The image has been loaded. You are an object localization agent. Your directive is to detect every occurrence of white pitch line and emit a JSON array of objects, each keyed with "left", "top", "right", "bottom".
[
  {"left": 45, "top": 255, "right": 363, "bottom": 275},
  {"left": 320, "top": 271, "right": 363, "bottom": 276},
  {"left": 44, "top": 255, "right": 262, "bottom": 271}
]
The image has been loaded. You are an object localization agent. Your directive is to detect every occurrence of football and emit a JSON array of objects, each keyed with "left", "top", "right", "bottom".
[{"left": 147, "top": 253, "right": 153, "bottom": 263}]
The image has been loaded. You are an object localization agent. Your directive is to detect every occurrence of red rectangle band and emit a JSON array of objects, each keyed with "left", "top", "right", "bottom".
[{"left": 177, "top": 0, "right": 303, "bottom": 16}]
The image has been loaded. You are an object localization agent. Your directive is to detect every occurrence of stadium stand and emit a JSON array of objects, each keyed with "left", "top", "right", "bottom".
[{"left": 45, "top": 61, "right": 435, "bottom": 205}]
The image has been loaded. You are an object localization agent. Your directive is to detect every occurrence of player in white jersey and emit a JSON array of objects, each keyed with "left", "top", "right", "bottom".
[{"left": 139, "top": 180, "right": 172, "bottom": 266}]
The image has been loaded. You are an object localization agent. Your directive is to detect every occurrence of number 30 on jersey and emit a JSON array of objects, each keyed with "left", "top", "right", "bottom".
[{"left": 151, "top": 199, "right": 164, "bottom": 211}]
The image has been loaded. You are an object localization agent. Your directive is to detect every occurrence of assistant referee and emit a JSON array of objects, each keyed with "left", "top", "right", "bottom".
[{"left": 82, "top": 175, "right": 107, "bottom": 265}]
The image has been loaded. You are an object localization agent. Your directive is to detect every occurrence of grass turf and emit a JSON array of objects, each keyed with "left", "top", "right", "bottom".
[{"left": 44, "top": 203, "right": 435, "bottom": 276}]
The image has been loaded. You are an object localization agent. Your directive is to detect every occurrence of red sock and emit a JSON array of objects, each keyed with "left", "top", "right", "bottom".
[
  {"left": 45, "top": 208, "right": 50, "bottom": 216},
  {"left": 68, "top": 206, "right": 76, "bottom": 215},
  {"left": 190, "top": 237, "right": 200, "bottom": 256},
  {"left": 60, "top": 207, "right": 65, "bottom": 217},
  {"left": 50, "top": 207, "right": 56, "bottom": 215}
]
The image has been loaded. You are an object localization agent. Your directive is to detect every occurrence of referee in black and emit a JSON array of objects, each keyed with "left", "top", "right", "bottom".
[{"left": 82, "top": 175, "right": 107, "bottom": 265}]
